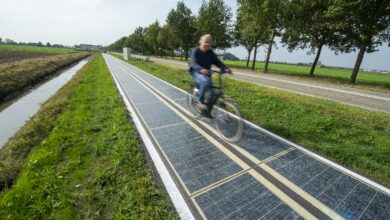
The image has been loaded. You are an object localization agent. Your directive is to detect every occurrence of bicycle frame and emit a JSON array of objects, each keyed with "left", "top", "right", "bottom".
[{"left": 210, "top": 74, "right": 225, "bottom": 109}]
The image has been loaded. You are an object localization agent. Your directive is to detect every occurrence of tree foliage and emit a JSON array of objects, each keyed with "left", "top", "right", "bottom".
[
  {"left": 196, "top": 0, "right": 233, "bottom": 49},
  {"left": 108, "top": 37, "right": 126, "bottom": 52},
  {"left": 260, "top": 0, "right": 286, "bottom": 73},
  {"left": 234, "top": 4, "right": 257, "bottom": 67},
  {"left": 282, "top": 0, "right": 338, "bottom": 76},
  {"left": 236, "top": 0, "right": 272, "bottom": 70},
  {"left": 157, "top": 25, "right": 175, "bottom": 57},
  {"left": 144, "top": 21, "right": 161, "bottom": 55},
  {"left": 166, "top": 1, "right": 196, "bottom": 59},
  {"left": 108, "top": 0, "right": 389, "bottom": 84},
  {"left": 328, "top": 0, "right": 390, "bottom": 82},
  {"left": 124, "top": 27, "right": 148, "bottom": 54}
]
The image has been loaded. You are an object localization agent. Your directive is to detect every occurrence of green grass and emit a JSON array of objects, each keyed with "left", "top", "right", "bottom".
[
  {"left": 0, "top": 54, "right": 176, "bottom": 219},
  {"left": 151, "top": 55, "right": 390, "bottom": 91},
  {"left": 116, "top": 55, "right": 390, "bottom": 187},
  {"left": 224, "top": 60, "right": 390, "bottom": 89},
  {"left": 0, "top": 44, "right": 75, "bottom": 54},
  {"left": 0, "top": 52, "right": 89, "bottom": 100}
]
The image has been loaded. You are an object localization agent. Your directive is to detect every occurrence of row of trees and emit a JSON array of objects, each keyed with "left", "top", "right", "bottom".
[
  {"left": 109, "top": 0, "right": 389, "bottom": 83},
  {"left": 109, "top": 0, "right": 233, "bottom": 60}
]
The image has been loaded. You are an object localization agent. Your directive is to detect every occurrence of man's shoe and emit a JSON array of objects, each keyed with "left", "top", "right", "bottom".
[
  {"left": 195, "top": 100, "right": 208, "bottom": 110},
  {"left": 201, "top": 110, "right": 213, "bottom": 119}
]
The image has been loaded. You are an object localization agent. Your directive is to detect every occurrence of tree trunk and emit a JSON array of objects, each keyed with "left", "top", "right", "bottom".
[
  {"left": 264, "top": 29, "right": 276, "bottom": 73},
  {"left": 246, "top": 48, "right": 252, "bottom": 67},
  {"left": 251, "top": 44, "right": 258, "bottom": 71},
  {"left": 351, "top": 43, "right": 367, "bottom": 83},
  {"left": 185, "top": 49, "right": 189, "bottom": 60},
  {"left": 309, "top": 44, "right": 323, "bottom": 76},
  {"left": 171, "top": 49, "right": 174, "bottom": 59}
]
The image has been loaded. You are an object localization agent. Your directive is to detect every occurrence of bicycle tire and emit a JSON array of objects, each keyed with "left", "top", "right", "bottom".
[
  {"left": 187, "top": 84, "right": 202, "bottom": 119},
  {"left": 213, "top": 98, "right": 244, "bottom": 143}
]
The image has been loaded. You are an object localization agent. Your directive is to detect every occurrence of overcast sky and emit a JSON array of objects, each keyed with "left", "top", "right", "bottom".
[{"left": 1, "top": 0, "right": 389, "bottom": 71}]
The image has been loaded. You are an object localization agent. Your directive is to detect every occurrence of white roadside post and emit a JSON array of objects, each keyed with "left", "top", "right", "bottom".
[{"left": 123, "top": 47, "right": 131, "bottom": 61}]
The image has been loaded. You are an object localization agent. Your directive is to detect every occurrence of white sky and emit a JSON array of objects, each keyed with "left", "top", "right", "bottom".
[{"left": 1, "top": 0, "right": 389, "bottom": 70}]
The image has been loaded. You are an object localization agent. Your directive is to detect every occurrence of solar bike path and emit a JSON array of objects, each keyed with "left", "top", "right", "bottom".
[{"left": 103, "top": 54, "right": 390, "bottom": 220}]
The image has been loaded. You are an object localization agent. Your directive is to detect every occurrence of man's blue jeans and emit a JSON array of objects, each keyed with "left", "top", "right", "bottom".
[{"left": 192, "top": 72, "right": 214, "bottom": 109}]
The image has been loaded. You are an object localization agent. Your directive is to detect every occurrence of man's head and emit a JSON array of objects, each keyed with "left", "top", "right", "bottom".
[{"left": 199, "top": 34, "right": 212, "bottom": 52}]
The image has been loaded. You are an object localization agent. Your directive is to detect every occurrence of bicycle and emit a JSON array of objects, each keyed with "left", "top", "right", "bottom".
[{"left": 187, "top": 70, "right": 244, "bottom": 143}]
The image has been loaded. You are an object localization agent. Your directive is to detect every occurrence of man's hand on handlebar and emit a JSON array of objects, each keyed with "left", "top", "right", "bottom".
[
  {"left": 225, "top": 68, "right": 232, "bottom": 74},
  {"left": 200, "top": 69, "right": 209, "bottom": 75},
  {"left": 199, "top": 68, "right": 232, "bottom": 75}
]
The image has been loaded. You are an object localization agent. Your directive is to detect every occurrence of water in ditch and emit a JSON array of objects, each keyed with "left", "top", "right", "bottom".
[{"left": 0, "top": 58, "right": 89, "bottom": 148}]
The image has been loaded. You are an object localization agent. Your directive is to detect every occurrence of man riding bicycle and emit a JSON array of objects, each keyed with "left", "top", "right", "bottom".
[{"left": 189, "top": 34, "right": 231, "bottom": 117}]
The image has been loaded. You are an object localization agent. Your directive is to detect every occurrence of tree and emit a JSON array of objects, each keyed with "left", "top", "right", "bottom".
[
  {"left": 108, "top": 36, "right": 127, "bottom": 52},
  {"left": 282, "top": 0, "right": 338, "bottom": 76},
  {"left": 261, "top": 0, "right": 286, "bottom": 73},
  {"left": 196, "top": 0, "right": 233, "bottom": 49},
  {"left": 166, "top": 1, "right": 196, "bottom": 60},
  {"left": 124, "top": 27, "right": 147, "bottom": 54},
  {"left": 157, "top": 25, "right": 176, "bottom": 58},
  {"left": 144, "top": 21, "right": 161, "bottom": 55},
  {"left": 0, "top": 38, "right": 2, "bottom": 44},
  {"left": 46, "top": 42, "right": 51, "bottom": 47},
  {"left": 328, "top": 0, "right": 390, "bottom": 83},
  {"left": 237, "top": 0, "right": 285, "bottom": 72},
  {"left": 234, "top": 6, "right": 256, "bottom": 67},
  {"left": 237, "top": 0, "right": 271, "bottom": 70}
]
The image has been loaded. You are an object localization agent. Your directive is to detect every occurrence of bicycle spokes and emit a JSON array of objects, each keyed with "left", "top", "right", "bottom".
[{"left": 213, "top": 99, "right": 244, "bottom": 143}]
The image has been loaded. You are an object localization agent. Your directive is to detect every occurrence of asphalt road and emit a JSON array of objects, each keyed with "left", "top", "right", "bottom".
[
  {"left": 151, "top": 57, "right": 390, "bottom": 114},
  {"left": 104, "top": 54, "right": 390, "bottom": 219}
]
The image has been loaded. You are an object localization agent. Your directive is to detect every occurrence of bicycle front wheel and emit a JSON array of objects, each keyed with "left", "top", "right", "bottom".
[
  {"left": 213, "top": 99, "right": 244, "bottom": 143},
  {"left": 187, "top": 84, "right": 202, "bottom": 119}
]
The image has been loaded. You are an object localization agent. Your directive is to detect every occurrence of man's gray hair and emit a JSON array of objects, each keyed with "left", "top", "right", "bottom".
[{"left": 199, "top": 34, "right": 212, "bottom": 43}]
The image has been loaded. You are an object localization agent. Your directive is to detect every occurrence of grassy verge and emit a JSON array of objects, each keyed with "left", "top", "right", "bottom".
[
  {"left": 0, "top": 54, "right": 176, "bottom": 219},
  {"left": 0, "top": 44, "right": 75, "bottom": 54},
  {"left": 0, "top": 52, "right": 90, "bottom": 100},
  {"left": 149, "top": 55, "right": 390, "bottom": 92},
  {"left": 115, "top": 55, "right": 390, "bottom": 187},
  {"left": 224, "top": 60, "right": 390, "bottom": 90}
]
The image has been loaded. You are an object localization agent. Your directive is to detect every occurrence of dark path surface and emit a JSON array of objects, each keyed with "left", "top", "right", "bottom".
[{"left": 104, "top": 54, "right": 390, "bottom": 220}]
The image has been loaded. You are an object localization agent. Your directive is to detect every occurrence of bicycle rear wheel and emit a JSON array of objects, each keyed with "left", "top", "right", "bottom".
[
  {"left": 213, "top": 99, "right": 244, "bottom": 143},
  {"left": 187, "top": 84, "right": 202, "bottom": 119}
]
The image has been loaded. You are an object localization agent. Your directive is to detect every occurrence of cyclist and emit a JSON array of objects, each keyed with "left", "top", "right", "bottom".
[{"left": 189, "top": 34, "right": 231, "bottom": 117}]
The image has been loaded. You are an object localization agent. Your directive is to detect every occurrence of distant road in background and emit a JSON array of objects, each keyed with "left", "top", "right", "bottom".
[{"left": 151, "top": 57, "right": 390, "bottom": 113}]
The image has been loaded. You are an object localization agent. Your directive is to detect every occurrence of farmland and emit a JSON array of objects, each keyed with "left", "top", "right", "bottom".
[
  {"left": 0, "top": 44, "right": 75, "bottom": 54},
  {"left": 224, "top": 60, "right": 390, "bottom": 89},
  {"left": 0, "top": 52, "right": 90, "bottom": 100}
]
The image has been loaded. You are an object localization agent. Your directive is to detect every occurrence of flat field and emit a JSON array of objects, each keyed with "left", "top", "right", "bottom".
[
  {"left": 0, "top": 44, "right": 75, "bottom": 54},
  {"left": 0, "top": 52, "right": 89, "bottom": 100},
  {"left": 224, "top": 60, "right": 390, "bottom": 89}
]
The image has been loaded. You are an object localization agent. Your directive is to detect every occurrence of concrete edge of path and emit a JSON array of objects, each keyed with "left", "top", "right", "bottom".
[
  {"left": 125, "top": 56, "right": 390, "bottom": 197},
  {"left": 104, "top": 57, "right": 195, "bottom": 220}
]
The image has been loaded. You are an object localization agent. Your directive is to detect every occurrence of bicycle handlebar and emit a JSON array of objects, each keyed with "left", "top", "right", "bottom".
[{"left": 209, "top": 69, "right": 232, "bottom": 74}]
